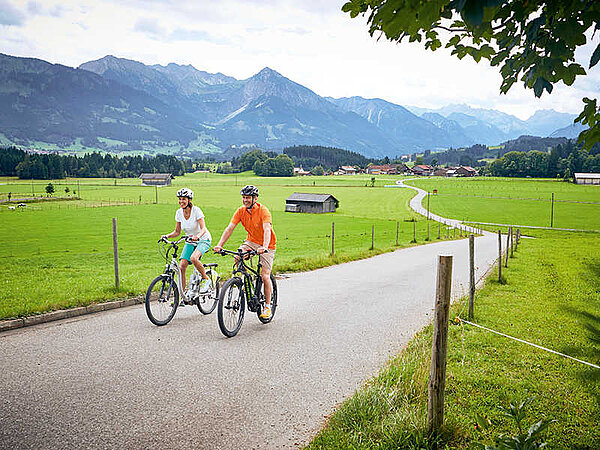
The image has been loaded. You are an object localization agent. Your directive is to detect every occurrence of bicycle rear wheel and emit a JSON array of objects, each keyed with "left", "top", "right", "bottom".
[
  {"left": 145, "top": 274, "right": 178, "bottom": 326},
  {"left": 197, "top": 269, "right": 220, "bottom": 315},
  {"left": 217, "top": 277, "right": 245, "bottom": 337},
  {"left": 257, "top": 273, "right": 278, "bottom": 324}
]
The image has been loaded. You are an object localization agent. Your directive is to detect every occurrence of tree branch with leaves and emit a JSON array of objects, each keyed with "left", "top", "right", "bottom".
[{"left": 342, "top": 0, "right": 600, "bottom": 149}]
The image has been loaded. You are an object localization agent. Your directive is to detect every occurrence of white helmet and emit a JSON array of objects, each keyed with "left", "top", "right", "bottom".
[{"left": 176, "top": 188, "right": 193, "bottom": 199}]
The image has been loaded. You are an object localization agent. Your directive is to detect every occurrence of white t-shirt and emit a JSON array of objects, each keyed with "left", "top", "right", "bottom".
[{"left": 175, "top": 205, "right": 211, "bottom": 241}]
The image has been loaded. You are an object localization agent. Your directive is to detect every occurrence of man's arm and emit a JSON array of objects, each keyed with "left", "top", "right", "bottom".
[
  {"left": 258, "top": 222, "right": 271, "bottom": 253},
  {"left": 214, "top": 223, "right": 237, "bottom": 252}
]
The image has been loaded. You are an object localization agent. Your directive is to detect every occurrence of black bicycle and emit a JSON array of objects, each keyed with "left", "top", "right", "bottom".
[
  {"left": 145, "top": 236, "right": 220, "bottom": 326},
  {"left": 215, "top": 248, "right": 278, "bottom": 337}
]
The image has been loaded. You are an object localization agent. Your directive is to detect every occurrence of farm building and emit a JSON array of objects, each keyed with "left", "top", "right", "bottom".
[
  {"left": 574, "top": 173, "right": 600, "bottom": 185},
  {"left": 455, "top": 166, "right": 479, "bottom": 177},
  {"left": 139, "top": 173, "right": 172, "bottom": 186},
  {"left": 285, "top": 193, "right": 339, "bottom": 213},
  {"left": 411, "top": 164, "right": 434, "bottom": 176}
]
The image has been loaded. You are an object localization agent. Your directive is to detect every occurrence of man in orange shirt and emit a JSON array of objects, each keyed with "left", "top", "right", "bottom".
[{"left": 214, "top": 185, "right": 276, "bottom": 319}]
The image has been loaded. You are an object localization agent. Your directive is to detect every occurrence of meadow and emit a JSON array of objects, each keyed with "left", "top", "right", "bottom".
[
  {"left": 408, "top": 176, "right": 600, "bottom": 230},
  {"left": 0, "top": 173, "right": 448, "bottom": 319}
]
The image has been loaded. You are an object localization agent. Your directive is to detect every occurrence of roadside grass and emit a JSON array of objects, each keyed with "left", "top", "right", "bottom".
[
  {"left": 409, "top": 177, "right": 600, "bottom": 230},
  {"left": 308, "top": 229, "right": 600, "bottom": 449},
  {"left": 0, "top": 174, "right": 455, "bottom": 319}
]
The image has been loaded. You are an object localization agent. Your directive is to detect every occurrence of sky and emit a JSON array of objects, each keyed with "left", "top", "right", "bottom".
[{"left": 1, "top": 0, "right": 599, "bottom": 120}]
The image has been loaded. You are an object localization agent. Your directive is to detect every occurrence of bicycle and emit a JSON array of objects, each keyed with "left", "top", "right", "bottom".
[
  {"left": 145, "top": 236, "right": 220, "bottom": 326},
  {"left": 215, "top": 248, "right": 278, "bottom": 337}
]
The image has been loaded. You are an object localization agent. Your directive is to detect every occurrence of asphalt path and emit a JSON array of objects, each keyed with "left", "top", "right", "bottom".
[{"left": 0, "top": 185, "right": 502, "bottom": 450}]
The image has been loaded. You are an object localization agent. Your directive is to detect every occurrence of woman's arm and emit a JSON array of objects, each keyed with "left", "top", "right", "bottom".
[
  {"left": 194, "top": 217, "right": 207, "bottom": 240},
  {"left": 163, "top": 222, "right": 181, "bottom": 239}
]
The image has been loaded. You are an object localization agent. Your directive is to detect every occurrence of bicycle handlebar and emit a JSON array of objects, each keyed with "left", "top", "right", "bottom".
[
  {"left": 214, "top": 248, "right": 267, "bottom": 257},
  {"left": 158, "top": 236, "right": 197, "bottom": 245}
]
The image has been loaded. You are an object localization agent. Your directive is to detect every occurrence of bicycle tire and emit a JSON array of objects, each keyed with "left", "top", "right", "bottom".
[
  {"left": 197, "top": 270, "right": 220, "bottom": 315},
  {"left": 217, "top": 277, "right": 245, "bottom": 337},
  {"left": 145, "top": 274, "right": 178, "bottom": 326},
  {"left": 257, "top": 273, "right": 278, "bottom": 324}
]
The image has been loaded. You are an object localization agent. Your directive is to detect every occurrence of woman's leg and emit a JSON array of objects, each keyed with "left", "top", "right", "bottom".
[
  {"left": 179, "top": 258, "right": 189, "bottom": 291},
  {"left": 190, "top": 250, "right": 207, "bottom": 279}
]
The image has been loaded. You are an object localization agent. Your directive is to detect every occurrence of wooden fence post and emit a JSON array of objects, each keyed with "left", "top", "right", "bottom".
[
  {"left": 371, "top": 225, "right": 374, "bottom": 250},
  {"left": 331, "top": 222, "right": 335, "bottom": 256},
  {"left": 428, "top": 254, "right": 453, "bottom": 434},
  {"left": 498, "top": 230, "right": 502, "bottom": 282},
  {"left": 510, "top": 226, "right": 514, "bottom": 258},
  {"left": 112, "top": 218, "right": 119, "bottom": 289},
  {"left": 469, "top": 234, "right": 475, "bottom": 320},
  {"left": 504, "top": 229, "right": 510, "bottom": 268}
]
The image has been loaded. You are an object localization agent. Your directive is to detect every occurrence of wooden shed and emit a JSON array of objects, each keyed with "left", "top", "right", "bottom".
[
  {"left": 139, "top": 173, "right": 172, "bottom": 186},
  {"left": 285, "top": 193, "right": 339, "bottom": 213},
  {"left": 574, "top": 173, "right": 600, "bottom": 185}
]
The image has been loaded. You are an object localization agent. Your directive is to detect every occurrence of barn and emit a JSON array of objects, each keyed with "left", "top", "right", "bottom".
[
  {"left": 285, "top": 193, "right": 339, "bottom": 213},
  {"left": 139, "top": 173, "right": 173, "bottom": 186},
  {"left": 574, "top": 173, "right": 600, "bottom": 185}
]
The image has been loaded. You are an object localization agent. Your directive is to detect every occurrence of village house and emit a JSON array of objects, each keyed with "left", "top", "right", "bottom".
[
  {"left": 410, "top": 164, "right": 434, "bottom": 176},
  {"left": 455, "top": 166, "right": 479, "bottom": 177},
  {"left": 366, "top": 163, "right": 408, "bottom": 175},
  {"left": 139, "top": 173, "right": 172, "bottom": 186},
  {"left": 293, "top": 167, "right": 312, "bottom": 176},
  {"left": 339, "top": 166, "right": 357, "bottom": 175},
  {"left": 285, "top": 193, "right": 339, "bottom": 213}
]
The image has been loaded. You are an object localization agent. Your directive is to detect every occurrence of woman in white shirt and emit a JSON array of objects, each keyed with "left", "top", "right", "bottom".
[{"left": 162, "top": 188, "right": 212, "bottom": 298}]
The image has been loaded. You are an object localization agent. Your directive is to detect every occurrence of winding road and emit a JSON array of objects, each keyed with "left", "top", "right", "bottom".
[{"left": 0, "top": 182, "right": 502, "bottom": 449}]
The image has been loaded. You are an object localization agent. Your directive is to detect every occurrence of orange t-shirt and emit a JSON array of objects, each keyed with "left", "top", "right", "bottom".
[{"left": 231, "top": 203, "right": 276, "bottom": 249}]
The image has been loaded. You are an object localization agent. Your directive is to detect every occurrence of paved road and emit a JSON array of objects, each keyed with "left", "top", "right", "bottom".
[{"left": 0, "top": 189, "right": 502, "bottom": 449}]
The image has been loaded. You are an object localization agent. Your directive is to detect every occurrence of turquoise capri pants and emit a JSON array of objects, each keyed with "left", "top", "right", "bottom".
[{"left": 180, "top": 238, "right": 212, "bottom": 262}]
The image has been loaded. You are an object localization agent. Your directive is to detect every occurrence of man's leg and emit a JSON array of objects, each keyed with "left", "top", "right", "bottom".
[{"left": 261, "top": 268, "right": 272, "bottom": 306}]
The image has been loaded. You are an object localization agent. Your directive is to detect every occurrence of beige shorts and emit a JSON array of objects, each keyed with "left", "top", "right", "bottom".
[{"left": 241, "top": 240, "right": 275, "bottom": 272}]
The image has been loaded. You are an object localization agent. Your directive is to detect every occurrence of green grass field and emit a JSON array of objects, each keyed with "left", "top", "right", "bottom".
[
  {"left": 0, "top": 173, "right": 450, "bottom": 319},
  {"left": 408, "top": 177, "right": 600, "bottom": 230}
]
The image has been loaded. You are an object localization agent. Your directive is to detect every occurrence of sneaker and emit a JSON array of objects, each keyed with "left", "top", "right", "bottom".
[
  {"left": 259, "top": 305, "right": 272, "bottom": 319},
  {"left": 199, "top": 278, "right": 211, "bottom": 294}
]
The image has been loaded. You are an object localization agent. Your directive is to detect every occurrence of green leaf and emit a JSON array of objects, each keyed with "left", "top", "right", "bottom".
[
  {"left": 533, "top": 77, "right": 552, "bottom": 97},
  {"left": 590, "top": 43, "right": 600, "bottom": 69},
  {"left": 461, "top": 0, "right": 485, "bottom": 27}
]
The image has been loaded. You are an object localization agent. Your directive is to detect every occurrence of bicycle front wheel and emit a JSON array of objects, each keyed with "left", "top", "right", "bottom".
[
  {"left": 197, "top": 270, "right": 220, "bottom": 315},
  {"left": 145, "top": 274, "right": 179, "bottom": 326},
  {"left": 217, "top": 277, "right": 245, "bottom": 337}
]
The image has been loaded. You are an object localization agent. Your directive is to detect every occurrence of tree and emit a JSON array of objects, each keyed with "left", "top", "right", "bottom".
[
  {"left": 311, "top": 165, "right": 325, "bottom": 176},
  {"left": 343, "top": 0, "right": 600, "bottom": 150},
  {"left": 45, "top": 183, "right": 55, "bottom": 196}
]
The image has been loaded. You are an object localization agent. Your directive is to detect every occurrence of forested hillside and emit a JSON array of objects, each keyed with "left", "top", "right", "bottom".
[
  {"left": 283, "top": 145, "right": 370, "bottom": 170},
  {"left": 0, "top": 147, "right": 185, "bottom": 179}
]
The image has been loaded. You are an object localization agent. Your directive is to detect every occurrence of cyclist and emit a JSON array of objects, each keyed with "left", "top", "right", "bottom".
[
  {"left": 162, "top": 188, "right": 212, "bottom": 300},
  {"left": 214, "top": 185, "right": 276, "bottom": 319}
]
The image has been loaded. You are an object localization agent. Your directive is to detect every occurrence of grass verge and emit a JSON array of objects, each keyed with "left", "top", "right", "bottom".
[{"left": 308, "top": 229, "right": 600, "bottom": 449}]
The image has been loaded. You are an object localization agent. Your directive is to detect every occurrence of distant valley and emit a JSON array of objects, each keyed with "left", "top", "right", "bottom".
[{"left": 0, "top": 53, "right": 582, "bottom": 158}]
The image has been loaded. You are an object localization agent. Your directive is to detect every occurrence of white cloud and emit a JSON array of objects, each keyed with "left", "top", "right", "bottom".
[{"left": 0, "top": 0, "right": 25, "bottom": 25}]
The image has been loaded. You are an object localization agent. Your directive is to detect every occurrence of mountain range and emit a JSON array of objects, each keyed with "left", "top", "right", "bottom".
[{"left": 0, "top": 53, "right": 581, "bottom": 158}]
